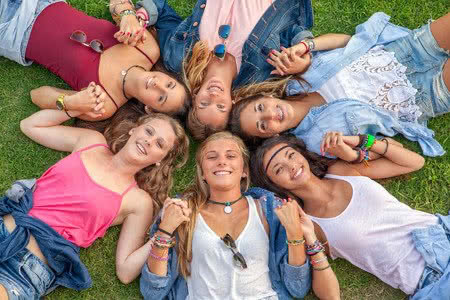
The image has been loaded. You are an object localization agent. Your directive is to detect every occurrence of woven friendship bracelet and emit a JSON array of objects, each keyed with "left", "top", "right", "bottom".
[{"left": 286, "top": 238, "right": 305, "bottom": 246}]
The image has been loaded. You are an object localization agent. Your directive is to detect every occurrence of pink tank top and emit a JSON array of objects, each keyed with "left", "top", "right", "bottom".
[
  {"left": 29, "top": 144, "right": 137, "bottom": 248},
  {"left": 199, "top": 0, "right": 273, "bottom": 72}
]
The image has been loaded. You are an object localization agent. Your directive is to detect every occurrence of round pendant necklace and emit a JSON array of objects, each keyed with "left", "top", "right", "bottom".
[
  {"left": 121, "top": 65, "right": 146, "bottom": 100},
  {"left": 207, "top": 195, "right": 243, "bottom": 214}
]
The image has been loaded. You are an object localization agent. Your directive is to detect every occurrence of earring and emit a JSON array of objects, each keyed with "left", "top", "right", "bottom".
[
  {"left": 129, "top": 129, "right": 134, "bottom": 135},
  {"left": 155, "top": 162, "right": 161, "bottom": 167},
  {"left": 232, "top": 100, "right": 236, "bottom": 105},
  {"left": 144, "top": 106, "right": 152, "bottom": 114}
]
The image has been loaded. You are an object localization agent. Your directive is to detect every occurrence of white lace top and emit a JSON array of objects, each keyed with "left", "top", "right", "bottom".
[
  {"left": 186, "top": 196, "right": 278, "bottom": 300},
  {"left": 317, "top": 46, "right": 423, "bottom": 123}
]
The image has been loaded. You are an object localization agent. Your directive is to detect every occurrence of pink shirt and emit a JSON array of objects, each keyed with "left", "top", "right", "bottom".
[
  {"left": 29, "top": 144, "right": 137, "bottom": 248},
  {"left": 199, "top": 0, "right": 273, "bottom": 72}
]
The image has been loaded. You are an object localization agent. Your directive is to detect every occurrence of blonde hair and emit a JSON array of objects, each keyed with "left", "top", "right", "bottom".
[
  {"left": 104, "top": 112, "right": 189, "bottom": 217},
  {"left": 176, "top": 132, "right": 250, "bottom": 278}
]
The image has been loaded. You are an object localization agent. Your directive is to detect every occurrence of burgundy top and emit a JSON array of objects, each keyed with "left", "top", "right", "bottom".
[{"left": 26, "top": 2, "right": 153, "bottom": 109}]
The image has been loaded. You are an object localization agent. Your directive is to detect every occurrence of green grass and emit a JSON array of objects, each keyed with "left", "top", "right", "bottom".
[{"left": 0, "top": 0, "right": 449, "bottom": 299}]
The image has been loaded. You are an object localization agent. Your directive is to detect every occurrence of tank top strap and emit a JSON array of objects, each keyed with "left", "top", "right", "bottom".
[
  {"left": 134, "top": 46, "right": 154, "bottom": 65},
  {"left": 98, "top": 83, "right": 120, "bottom": 110},
  {"left": 121, "top": 181, "right": 138, "bottom": 197},
  {"left": 76, "top": 143, "right": 109, "bottom": 153}
]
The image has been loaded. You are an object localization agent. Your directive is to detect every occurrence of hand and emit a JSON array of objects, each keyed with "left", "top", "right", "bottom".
[
  {"left": 65, "top": 82, "right": 106, "bottom": 117},
  {"left": 161, "top": 197, "right": 189, "bottom": 219},
  {"left": 267, "top": 45, "right": 311, "bottom": 76},
  {"left": 320, "top": 131, "right": 358, "bottom": 161},
  {"left": 275, "top": 198, "right": 303, "bottom": 238},
  {"left": 114, "top": 14, "right": 146, "bottom": 46},
  {"left": 160, "top": 202, "right": 191, "bottom": 233},
  {"left": 296, "top": 203, "right": 315, "bottom": 240}
]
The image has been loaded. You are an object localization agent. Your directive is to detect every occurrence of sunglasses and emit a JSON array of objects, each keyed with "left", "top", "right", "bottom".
[
  {"left": 213, "top": 25, "right": 231, "bottom": 60},
  {"left": 70, "top": 30, "right": 104, "bottom": 53},
  {"left": 221, "top": 233, "right": 247, "bottom": 269}
]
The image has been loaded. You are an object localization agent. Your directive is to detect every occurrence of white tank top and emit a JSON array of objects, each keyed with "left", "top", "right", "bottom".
[
  {"left": 317, "top": 46, "right": 423, "bottom": 123},
  {"left": 307, "top": 174, "right": 438, "bottom": 295},
  {"left": 186, "top": 196, "right": 278, "bottom": 300}
]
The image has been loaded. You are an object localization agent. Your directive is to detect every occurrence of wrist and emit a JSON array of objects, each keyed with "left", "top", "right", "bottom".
[{"left": 303, "top": 232, "right": 318, "bottom": 244}]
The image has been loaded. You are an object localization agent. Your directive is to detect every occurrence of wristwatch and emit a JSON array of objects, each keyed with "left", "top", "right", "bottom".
[
  {"left": 56, "top": 94, "right": 66, "bottom": 111},
  {"left": 303, "top": 38, "right": 315, "bottom": 52}
]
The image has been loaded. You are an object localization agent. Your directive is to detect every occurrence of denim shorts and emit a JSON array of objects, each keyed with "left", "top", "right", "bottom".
[
  {"left": 384, "top": 21, "right": 450, "bottom": 123},
  {"left": 0, "top": 0, "right": 65, "bottom": 66},
  {"left": 0, "top": 216, "right": 55, "bottom": 300}
]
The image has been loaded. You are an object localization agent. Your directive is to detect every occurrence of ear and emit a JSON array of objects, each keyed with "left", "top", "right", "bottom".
[
  {"left": 144, "top": 105, "right": 153, "bottom": 114},
  {"left": 242, "top": 172, "right": 247, "bottom": 178},
  {"left": 129, "top": 129, "right": 134, "bottom": 135}
]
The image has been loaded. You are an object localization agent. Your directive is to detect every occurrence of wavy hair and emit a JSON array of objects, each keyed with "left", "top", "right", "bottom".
[
  {"left": 250, "top": 134, "right": 333, "bottom": 206},
  {"left": 104, "top": 112, "right": 189, "bottom": 217},
  {"left": 176, "top": 132, "right": 250, "bottom": 278}
]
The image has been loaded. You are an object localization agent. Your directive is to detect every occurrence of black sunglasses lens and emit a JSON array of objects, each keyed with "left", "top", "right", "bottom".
[
  {"left": 90, "top": 40, "right": 104, "bottom": 53},
  {"left": 70, "top": 31, "right": 86, "bottom": 43},
  {"left": 233, "top": 253, "right": 248, "bottom": 269},
  {"left": 218, "top": 24, "right": 231, "bottom": 39}
]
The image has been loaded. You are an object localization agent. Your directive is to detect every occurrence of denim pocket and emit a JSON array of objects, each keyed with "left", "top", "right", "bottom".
[{"left": 20, "top": 252, "right": 55, "bottom": 296}]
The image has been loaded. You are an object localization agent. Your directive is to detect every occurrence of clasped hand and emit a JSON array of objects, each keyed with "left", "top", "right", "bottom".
[
  {"left": 275, "top": 198, "right": 315, "bottom": 239},
  {"left": 267, "top": 44, "right": 311, "bottom": 76},
  {"left": 114, "top": 12, "right": 146, "bottom": 46},
  {"left": 159, "top": 198, "right": 192, "bottom": 234},
  {"left": 66, "top": 82, "right": 106, "bottom": 118}
]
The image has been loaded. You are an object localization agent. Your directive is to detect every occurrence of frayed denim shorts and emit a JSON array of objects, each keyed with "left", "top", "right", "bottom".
[
  {"left": 0, "top": 217, "right": 55, "bottom": 300},
  {"left": 384, "top": 21, "right": 450, "bottom": 123}
]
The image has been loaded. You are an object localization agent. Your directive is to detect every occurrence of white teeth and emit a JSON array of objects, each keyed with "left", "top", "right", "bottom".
[
  {"left": 214, "top": 171, "right": 231, "bottom": 175},
  {"left": 208, "top": 86, "right": 223, "bottom": 92},
  {"left": 294, "top": 168, "right": 303, "bottom": 178},
  {"left": 277, "top": 107, "right": 284, "bottom": 121},
  {"left": 137, "top": 143, "right": 147, "bottom": 155}
]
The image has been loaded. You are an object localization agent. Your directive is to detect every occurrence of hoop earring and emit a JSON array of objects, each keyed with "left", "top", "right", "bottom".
[{"left": 155, "top": 162, "right": 161, "bottom": 167}]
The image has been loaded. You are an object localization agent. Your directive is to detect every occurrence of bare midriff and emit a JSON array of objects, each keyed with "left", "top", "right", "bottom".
[{"left": 3, "top": 214, "right": 48, "bottom": 264}]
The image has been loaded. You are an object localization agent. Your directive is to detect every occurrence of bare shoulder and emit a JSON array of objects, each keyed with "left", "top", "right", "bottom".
[
  {"left": 73, "top": 130, "right": 107, "bottom": 152},
  {"left": 327, "top": 161, "right": 361, "bottom": 176},
  {"left": 125, "top": 187, "right": 154, "bottom": 214}
]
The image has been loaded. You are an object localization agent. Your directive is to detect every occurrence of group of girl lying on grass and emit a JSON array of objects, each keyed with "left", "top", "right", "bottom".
[{"left": 0, "top": 0, "right": 449, "bottom": 299}]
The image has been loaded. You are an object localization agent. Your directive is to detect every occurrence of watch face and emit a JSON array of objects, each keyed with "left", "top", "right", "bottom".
[{"left": 56, "top": 98, "right": 64, "bottom": 110}]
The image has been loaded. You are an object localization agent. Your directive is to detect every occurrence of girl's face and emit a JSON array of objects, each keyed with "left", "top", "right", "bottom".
[
  {"left": 200, "top": 138, "right": 247, "bottom": 192},
  {"left": 263, "top": 143, "right": 311, "bottom": 191},
  {"left": 194, "top": 77, "right": 233, "bottom": 130},
  {"left": 125, "top": 118, "right": 176, "bottom": 166},
  {"left": 136, "top": 71, "right": 186, "bottom": 114},
  {"left": 239, "top": 97, "right": 296, "bottom": 138}
]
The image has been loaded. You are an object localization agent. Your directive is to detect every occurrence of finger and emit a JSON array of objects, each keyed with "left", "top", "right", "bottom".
[
  {"left": 297, "top": 205, "right": 308, "bottom": 218},
  {"left": 332, "top": 133, "right": 339, "bottom": 147},
  {"left": 182, "top": 216, "right": 190, "bottom": 223},
  {"left": 94, "top": 102, "right": 104, "bottom": 111},
  {"left": 280, "top": 53, "right": 292, "bottom": 68},
  {"left": 270, "top": 70, "right": 280, "bottom": 76},
  {"left": 94, "top": 85, "right": 103, "bottom": 97}
]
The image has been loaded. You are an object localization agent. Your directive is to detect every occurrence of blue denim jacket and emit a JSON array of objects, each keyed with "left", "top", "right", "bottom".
[
  {"left": 150, "top": 0, "right": 313, "bottom": 89},
  {"left": 290, "top": 99, "right": 444, "bottom": 157},
  {"left": 285, "top": 12, "right": 410, "bottom": 94},
  {"left": 0, "top": 183, "right": 92, "bottom": 291},
  {"left": 140, "top": 195, "right": 312, "bottom": 300}
]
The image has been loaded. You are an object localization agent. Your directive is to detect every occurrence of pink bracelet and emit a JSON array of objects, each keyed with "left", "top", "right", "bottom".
[
  {"left": 149, "top": 248, "right": 169, "bottom": 261},
  {"left": 299, "top": 41, "right": 310, "bottom": 54}
]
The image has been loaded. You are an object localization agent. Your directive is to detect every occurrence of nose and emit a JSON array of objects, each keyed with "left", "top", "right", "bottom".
[
  {"left": 217, "top": 155, "right": 228, "bottom": 166},
  {"left": 262, "top": 108, "right": 277, "bottom": 121}
]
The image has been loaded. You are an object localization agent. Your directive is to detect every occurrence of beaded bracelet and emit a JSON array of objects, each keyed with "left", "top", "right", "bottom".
[
  {"left": 286, "top": 238, "right": 305, "bottom": 246},
  {"left": 299, "top": 41, "right": 310, "bottom": 54},
  {"left": 149, "top": 248, "right": 169, "bottom": 261},
  {"left": 312, "top": 264, "right": 331, "bottom": 271},
  {"left": 119, "top": 9, "right": 137, "bottom": 19},
  {"left": 311, "top": 256, "right": 328, "bottom": 265},
  {"left": 151, "top": 235, "right": 176, "bottom": 248},
  {"left": 305, "top": 240, "right": 325, "bottom": 256},
  {"left": 381, "top": 138, "right": 389, "bottom": 155}
]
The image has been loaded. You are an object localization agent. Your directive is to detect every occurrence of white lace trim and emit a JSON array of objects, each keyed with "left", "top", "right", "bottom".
[{"left": 320, "top": 46, "right": 422, "bottom": 122}]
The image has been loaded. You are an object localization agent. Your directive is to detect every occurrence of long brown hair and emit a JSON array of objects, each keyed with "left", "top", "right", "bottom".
[
  {"left": 104, "top": 112, "right": 189, "bottom": 217},
  {"left": 176, "top": 132, "right": 250, "bottom": 278}
]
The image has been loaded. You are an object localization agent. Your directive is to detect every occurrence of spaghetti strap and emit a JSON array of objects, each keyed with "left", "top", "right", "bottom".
[
  {"left": 134, "top": 46, "right": 154, "bottom": 65},
  {"left": 121, "top": 181, "right": 138, "bottom": 197},
  {"left": 99, "top": 83, "right": 120, "bottom": 110},
  {"left": 76, "top": 143, "right": 109, "bottom": 153}
]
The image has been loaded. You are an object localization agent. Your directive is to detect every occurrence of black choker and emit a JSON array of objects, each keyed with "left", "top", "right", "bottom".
[
  {"left": 207, "top": 195, "right": 243, "bottom": 214},
  {"left": 121, "top": 65, "right": 145, "bottom": 100}
]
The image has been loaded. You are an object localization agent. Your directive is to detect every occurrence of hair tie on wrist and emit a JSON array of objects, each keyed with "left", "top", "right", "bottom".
[{"left": 157, "top": 226, "right": 174, "bottom": 237}]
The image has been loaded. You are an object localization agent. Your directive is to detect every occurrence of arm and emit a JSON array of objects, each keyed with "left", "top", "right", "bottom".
[
  {"left": 110, "top": 0, "right": 147, "bottom": 46},
  {"left": 30, "top": 84, "right": 109, "bottom": 121},
  {"left": 115, "top": 189, "right": 154, "bottom": 284},
  {"left": 20, "top": 109, "right": 105, "bottom": 152},
  {"left": 324, "top": 132, "right": 425, "bottom": 179}
]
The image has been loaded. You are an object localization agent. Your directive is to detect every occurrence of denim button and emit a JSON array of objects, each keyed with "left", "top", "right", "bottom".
[
  {"left": 193, "top": 22, "right": 199, "bottom": 27},
  {"left": 183, "top": 33, "right": 187, "bottom": 39},
  {"left": 200, "top": 4, "right": 206, "bottom": 8}
]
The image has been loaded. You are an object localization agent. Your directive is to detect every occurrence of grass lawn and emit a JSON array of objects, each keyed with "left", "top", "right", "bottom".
[{"left": 0, "top": 0, "right": 448, "bottom": 299}]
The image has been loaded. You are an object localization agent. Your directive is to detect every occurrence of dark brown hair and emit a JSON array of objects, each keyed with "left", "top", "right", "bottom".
[{"left": 250, "top": 134, "right": 333, "bottom": 205}]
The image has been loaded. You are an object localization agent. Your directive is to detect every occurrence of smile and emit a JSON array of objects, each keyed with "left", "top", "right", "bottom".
[
  {"left": 136, "top": 142, "right": 147, "bottom": 155},
  {"left": 207, "top": 80, "right": 224, "bottom": 92},
  {"left": 276, "top": 105, "right": 285, "bottom": 121},
  {"left": 213, "top": 170, "right": 231, "bottom": 176},
  {"left": 146, "top": 77, "right": 155, "bottom": 89},
  {"left": 293, "top": 167, "right": 303, "bottom": 179}
]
